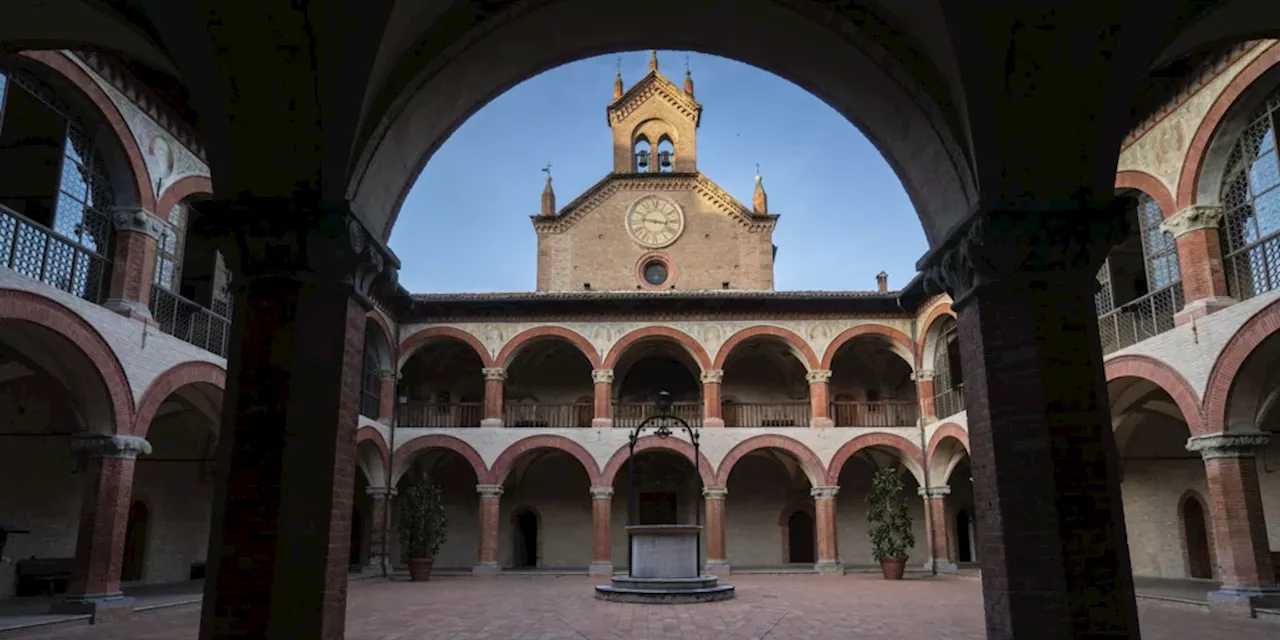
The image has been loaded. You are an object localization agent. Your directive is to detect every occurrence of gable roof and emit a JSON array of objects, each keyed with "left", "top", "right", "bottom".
[{"left": 606, "top": 69, "right": 702, "bottom": 127}]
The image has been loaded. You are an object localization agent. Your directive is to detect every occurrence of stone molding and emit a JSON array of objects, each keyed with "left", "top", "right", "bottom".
[
  {"left": 918, "top": 485, "right": 951, "bottom": 498},
  {"left": 810, "top": 486, "right": 839, "bottom": 500},
  {"left": 805, "top": 369, "right": 832, "bottom": 384},
  {"left": 482, "top": 368, "right": 507, "bottom": 381},
  {"left": 1186, "top": 432, "right": 1270, "bottom": 459},
  {"left": 700, "top": 369, "right": 724, "bottom": 384},
  {"left": 71, "top": 434, "right": 152, "bottom": 460},
  {"left": 1160, "top": 205, "right": 1224, "bottom": 238},
  {"left": 702, "top": 486, "right": 728, "bottom": 500},
  {"left": 475, "top": 484, "right": 505, "bottom": 498},
  {"left": 589, "top": 486, "right": 615, "bottom": 500},
  {"left": 592, "top": 369, "right": 614, "bottom": 384},
  {"left": 366, "top": 486, "right": 397, "bottom": 499},
  {"left": 110, "top": 207, "right": 166, "bottom": 239},
  {"left": 911, "top": 369, "right": 935, "bottom": 382}
]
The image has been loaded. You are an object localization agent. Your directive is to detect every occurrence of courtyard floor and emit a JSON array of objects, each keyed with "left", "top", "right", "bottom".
[{"left": 8, "top": 574, "right": 1280, "bottom": 639}]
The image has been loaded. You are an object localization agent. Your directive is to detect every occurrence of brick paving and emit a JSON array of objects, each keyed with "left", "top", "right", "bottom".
[{"left": 13, "top": 574, "right": 1280, "bottom": 639}]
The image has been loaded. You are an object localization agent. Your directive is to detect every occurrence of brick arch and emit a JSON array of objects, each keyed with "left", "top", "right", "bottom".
[
  {"left": 712, "top": 325, "right": 819, "bottom": 371},
  {"left": 600, "top": 436, "right": 716, "bottom": 488},
  {"left": 399, "top": 326, "right": 494, "bottom": 369},
  {"left": 1115, "top": 170, "right": 1176, "bottom": 217},
  {"left": 357, "top": 426, "right": 391, "bottom": 483},
  {"left": 604, "top": 326, "right": 711, "bottom": 371},
  {"left": 156, "top": 175, "right": 213, "bottom": 219},
  {"left": 0, "top": 288, "right": 133, "bottom": 433},
  {"left": 18, "top": 51, "right": 155, "bottom": 212},
  {"left": 1176, "top": 488, "right": 1218, "bottom": 580},
  {"left": 1105, "top": 354, "right": 1205, "bottom": 435},
  {"left": 484, "top": 434, "right": 602, "bottom": 486},
  {"left": 132, "top": 361, "right": 227, "bottom": 437},
  {"left": 926, "top": 423, "right": 970, "bottom": 461},
  {"left": 1177, "top": 41, "right": 1280, "bottom": 208},
  {"left": 391, "top": 434, "right": 488, "bottom": 485},
  {"left": 821, "top": 324, "right": 915, "bottom": 370},
  {"left": 495, "top": 326, "right": 602, "bottom": 369},
  {"left": 1203, "top": 297, "right": 1280, "bottom": 433},
  {"left": 714, "top": 434, "right": 826, "bottom": 487},
  {"left": 825, "top": 432, "right": 926, "bottom": 486},
  {"left": 916, "top": 302, "right": 956, "bottom": 366},
  {"left": 364, "top": 311, "right": 395, "bottom": 367}
]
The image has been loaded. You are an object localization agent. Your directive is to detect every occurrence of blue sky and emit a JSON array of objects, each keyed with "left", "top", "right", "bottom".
[{"left": 389, "top": 50, "right": 927, "bottom": 293}]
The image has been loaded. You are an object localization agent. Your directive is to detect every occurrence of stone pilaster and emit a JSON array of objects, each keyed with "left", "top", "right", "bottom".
[
  {"left": 810, "top": 486, "right": 842, "bottom": 573},
  {"left": 1160, "top": 205, "right": 1234, "bottom": 324},
  {"left": 481, "top": 368, "right": 506, "bottom": 428},
  {"left": 474, "top": 484, "right": 504, "bottom": 575},
  {"left": 918, "top": 485, "right": 957, "bottom": 572},
  {"left": 378, "top": 369, "right": 396, "bottom": 423},
  {"left": 103, "top": 207, "right": 166, "bottom": 322},
  {"left": 701, "top": 369, "right": 724, "bottom": 428},
  {"left": 365, "top": 487, "right": 397, "bottom": 572},
  {"left": 592, "top": 369, "right": 614, "bottom": 428},
  {"left": 913, "top": 369, "right": 937, "bottom": 424},
  {"left": 589, "top": 486, "right": 614, "bottom": 575},
  {"left": 703, "top": 487, "right": 729, "bottom": 575},
  {"left": 806, "top": 369, "right": 833, "bottom": 428}
]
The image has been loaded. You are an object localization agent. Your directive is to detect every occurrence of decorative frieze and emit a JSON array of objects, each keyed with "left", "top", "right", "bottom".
[
  {"left": 475, "top": 484, "right": 505, "bottom": 499},
  {"left": 1160, "top": 205, "right": 1225, "bottom": 239},
  {"left": 1186, "top": 432, "right": 1270, "bottom": 460},
  {"left": 805, "top": 369, "right": 832, "bottom": 384},
  {"left": 592, "top": 369, "right": 615, "bottom": 384},
  {"left": 71, "top": 434, "right": 152, "bottom": 460},
  {"left": 810, "top": 486, "right": 839, "bottom": 500}
]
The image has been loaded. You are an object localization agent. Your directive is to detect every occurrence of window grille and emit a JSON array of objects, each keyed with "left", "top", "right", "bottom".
[
  {"left": 1220, "top": 85, "right": 1280, "bottom": 300},
  {"left": 360, "top": 346, "right": 381, "bottom": 418},
  {"left": 154, "top": 204, "right": 184, "bottom": 291}
]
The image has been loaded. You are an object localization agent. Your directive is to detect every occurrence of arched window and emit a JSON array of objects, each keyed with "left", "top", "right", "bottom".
[
  {"left": 1219, "top": 85, "right": 1280, "bottom": 301},
  {"left": 1093, "top": 191, "right": 1182, "bottom": 353},
  {"left": 932, "top": 318, "right": 963, "bottom": 418},
  {"left": 360, "top": 324, "right": 384, "bottom": 418},
  {"left": 656, "top": 138, "right": 675, "bottom": 173},
  {"left": 154, "top": 203, "right": 185, "bottom": 292},
  {"left": 633, "top": 137, "right": 652, "bottom": 173}
]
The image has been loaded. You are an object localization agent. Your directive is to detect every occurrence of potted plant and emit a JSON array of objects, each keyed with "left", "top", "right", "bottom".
[
  {"left": 398, "top": 474, "right": 448, "bottom": 582},
  {"left": 866, "top": 466, "right": 915, "bottom": 580}
]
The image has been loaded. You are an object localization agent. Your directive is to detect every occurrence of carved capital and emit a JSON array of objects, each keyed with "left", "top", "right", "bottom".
[
  {"left": 1186, "top": 432, "right": 1270, "bottom": 460},
  {"left": 1160, "top": 205, "right": 1225, "bottom": 238},
  {"left": 810, "top": 486, "right": 839, "bottom": 500},
  {"left": 71, "top": 434, "right": 152, "bottom": 460},
  {"left": 918, "top": 485, "right": 951, "bottom": 498},
  {"left": 592, "top": 369, "right": 614, "bottom": 384},
  {"left": 366, "top": 486, "right": 398, "bottom": 499},
  {"left": 702, "top": 486, "right": 728, "bottom": 500},
  {"left": 378, "top": 369, "right": 396, "bottom": 382},
  {"left": 589, "top": 486, "right": 615, "bottom": 500},
  {"left": 805, "top": 369, "right": 832, "bottom": 384},
  {"left": 922, "top": 207, "right": 1126, "bottom": 308},
  {"left": 911, "top": 369, "right": 935, "bottom": 382},
  {"left": 111, "top": 207, "right": 165, "bottom": 239},
  {"left": 482, "top": 367, "right": 507, "bottom": 381},
  {"left": 700, "top": 369, "right": 724, "bottom": 384},
  {"left": 476, "top": 484, "right": 505, "bottom": 498}
]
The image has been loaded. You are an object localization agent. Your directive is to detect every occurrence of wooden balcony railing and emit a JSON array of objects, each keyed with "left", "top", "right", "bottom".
[
  {"left": 504, "top": 403, "right": 594, "bottom": 428},
  {"left": 830, "top": 401, "right": 919, "bottom": 427},
  {"left": 723, "top": 402, "right": 811, "bottom": 427},
  {"left": 612, "top": 402, "right": 703, "bottom": 429},
  {"left": 398, "top": 403, "right": 483, "bottom": 428}
]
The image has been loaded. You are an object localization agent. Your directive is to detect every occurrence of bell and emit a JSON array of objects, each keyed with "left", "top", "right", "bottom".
[
  {"left": 637, "top": 150, "right": 649, "bottom": 168},
  {"left": 659, "top": 151, "right": 672, "bottom": 169}
]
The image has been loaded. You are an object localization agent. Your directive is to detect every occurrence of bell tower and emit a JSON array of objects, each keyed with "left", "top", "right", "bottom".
[{"left": 608, "top": 51, "right": 702, "bottom": 174}]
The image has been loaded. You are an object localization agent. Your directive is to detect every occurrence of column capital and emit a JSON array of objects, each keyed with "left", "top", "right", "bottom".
[
  {"left": 1160, "top": 205, "right": 1224, "bottom": 239},
  {"left": 702, "top": 486, "right": 728, "bottom": 500},
  {"left": 918, "top": 485, "right": 951, "bottom": 498},
  {"left": 810, "top": 486, "right": 839, "bottom": 500},
  {"left": 476, "top": 484, "right": 504, "bottom": 498},
  {"left": 378, "top": 369, "right": 397, "bottom": 381},
  {"left": 111, "top": 206, "right": 166, "bottom": 239},
  {"left": 911, "top": 369, "right": 935, "bottom": 382},
  {"left": 366, "top": 486, "right": 397, "bottom": 499},
  {"left": 1186, "top": 432, "right": 1270, "bottom": 460},
  {"left": 589, "top": 486, "right": 614, "bottom": 500},
  {"left": 700, "top": 369, "right": 724, "bottom": 384},
  {"left": 482, "top": 367, "right": 507, "bottom": 381},
  {"left": 921, "top": 207, "right": 1126, "bottom": 308},
  {"left": 805, "top": 369, "right": 833, "bottom": 384},
  {"left": 70, "top": 434, "right": 152, "bottom": 460},
  {"left": 591, "top": 369, "right": 614, "bottom": 384}
]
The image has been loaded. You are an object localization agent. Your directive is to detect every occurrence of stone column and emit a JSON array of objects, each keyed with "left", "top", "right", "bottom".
[
  {"left": 703, "top": 487, "right": 729, "bottom": 575},
  {"left": 701, "top": 369, "right": 724, "bottom": 428},
  {"left": 1186, "top": 432, "right": 1280, "bottom": 616},
  {"left": 474, "top": 484, "right": 503, "bottom": 575},
  {"left": 103, "top": 207, "right": 166, "bottom": 322},
  {"left": 378, "top": 369, "right": 396, "bottom": 423},
  {"left": 810, "top": 486, "right": 842, "bottom": 573},
  {"left": 589, "top": 486, "right": 614, "bottom": 575},
  {"left": 592, "top": 369, "right": 613, "bottom": 428},
  {"left": 52, "top": 435, "right": 152, "bottom": 621},
  {"left": 365, "top": 487, "right": 396, "bottom": 572},
  {"left": 806, "top": 369, "right": 833, "bottom": 427},
  {"left": 914, "top": 369, "right": 937, "bottom": 424},
  {"left": 196, "top": 200, "right": 397, "bottom": 640},
  {"left": 1161, "top": 205, "right": 1235, "bottom": 325},
  {"left": 481, "top": 368, "right": 506, "bottom": 428},
  {"left": 919, "top": 485, "right": 957, "bottom": 572},
  {"left": 922, "top": 210, "right": 1139, "bottom": 637}
]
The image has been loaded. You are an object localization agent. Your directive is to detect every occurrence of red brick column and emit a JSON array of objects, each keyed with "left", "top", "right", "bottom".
[
  {"left": 915, "top": 369, "right": 937, "bottom": 423},
  {"left": 104, "top": 208, "right": 165, "bottom": 323},
  {"left": 810, "top": 486, "right": 842, "bottom": 573},
  {"left": 924, "top": 211, "right": 1139, "bottom": 637},
  {"left": 806, "top": 369, "right": 833, "bottom": 427},
  {"left": 481, "top": 368, "right": 505, "bottom": 428},
  {"left": 474, "top": 484, "right": 503, "bottom": 574},
  {"left": 592, "top": 370, "right": 613, "bottom": 428},
  {"left": 703, "top": 487, "right": 728, "bottom": 574},
  {"left": 52, "top": 435, "right": 152, "bottom": 621},
  {"left": 919, "top": 485, "right": 957, "bottom": 572},
  {"left": 701, "top": 369, "right": 724, "bottom": 428},
  {"left": 365, "top": 487, "right": 396, "bottom": 571},
  {"left": 589, "top": 486, "right": 614, "bottom": 575},
  {"left": 1186, "top": 432, "right": 1279, "bottom": 616},
  {"left": 197, "top": 201, "right": 397, "bottom": 640},
  {"left": 378, "top": 370, "right": 396, "bottom": 422},
  {"left": 1161, "top": 205, "right": 1235, "bottom": 325}
]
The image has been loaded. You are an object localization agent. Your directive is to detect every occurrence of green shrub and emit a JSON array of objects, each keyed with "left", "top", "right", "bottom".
[
  {"left": 398, "top": 474, "right": 448, "bottom": 560},
  {"left": 866, "top": 466, "right": 915, "bottom": 560}
]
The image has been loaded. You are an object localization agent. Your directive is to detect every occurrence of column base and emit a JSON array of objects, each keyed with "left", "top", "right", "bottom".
[
  {"left": 703, "top": 418, "right": 725, "bottom": 428},
  {"left": 591, "top": 418, "right": 614, "bottom": 428},
  {"left": 480, "top": 418, "right": 504, "bottom": 428},
  {"left": 1208, "top": 586, "right": 1280, "bottom": 617},
  {"left": 588, "top": 562, "right": 615, "bottom": 576},
  {"left": 50, "top": 593, "right": 135, "bottom": 623},
  {"left": 810, "top": 417, "right": 834, "bottom": 428},
  {"left": 704, "top": 560, "right": 730, "bottom": 576},
  {"left": 814, "top": 561, "right": 844, "bottom": 574},
  {"left": 1175, "top": 296, "right": 1237, "bottom": 326},
  {"left": 924, "top": 559, "right": 959, "bottom": 573},
  {"left": 472, "top": 562, "right": 501, "bottom": 576}
]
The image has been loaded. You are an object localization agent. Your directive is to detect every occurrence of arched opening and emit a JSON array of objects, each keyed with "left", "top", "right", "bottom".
[
  {"left": 349, "top": 505, "right": 364, "bottom": 569},
  {"left": 723, "top": 449, "right": 815, "bottom": 569},
  {"left": 394, "top": 448, "right": 481, "bottom": 570},
  {"left": 512, "top": 509, "right": 539, "bottom": 569},
  {"left": 399, "top": 338, "right": 485, "bottom": 427},
  {"left": 1093, "top": 189, "right": 1182, "bottom": 354},
  {"left": 360, "top": 320, "right": 389, "bottom": 419},
  {"left": 832, "top": 450, "right": 926, "bottom": 567},
  {"left": 828, "top": 335, "right": 917, "bottom": 427},
  {"left": 656, "top": 137, "right": 675, "bottom": 173},
  {"left": 1218, "top": 83, "right": 1280, "bottom": 302},
  {"left": 926, "top": 318, "right": 963, "bottom": 420},
  {"left": 612, "top": 338, "right": 702, "bottom": 427},
  {"left": 504, "top": 338, "right": 593, "bottom": 428},
  {"left": 120, "top": 501, "right": 149, "bottom": 583},
  {"left": 787, "top": 511, "right": 815, "bottom": 564},
  {"left": 610, "top": 450, "right": 702, "bottom": 570},
  {"left": 149, "top": 195, "right": 235, "bottom": 357},
  {"left": 633, "top": 137, "right": 652, "bottom": 173},
  {"left": 497, "top": 447, "right": 593, "bottom": 570},
  {"left": 720, "top": 336, "right": 810, "bottom": 427},
  {"left": 928, "top": 435, "right": 976, "bottom": 567},
  {"left": 1181, "top": 495, "right": 1213, "bottom": 580},
  {"left": 955, "top": 510, "right": 973, "bottom": 563}
]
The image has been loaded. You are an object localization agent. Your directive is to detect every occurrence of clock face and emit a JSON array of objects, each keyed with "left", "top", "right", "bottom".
[{"left": 626, "top": 196, "right": 684, "bottom": 248}]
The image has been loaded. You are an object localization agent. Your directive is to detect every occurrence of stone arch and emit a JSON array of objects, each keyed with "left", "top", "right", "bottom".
[
  {"left": 391, "top": 434, "right": 488, "bottom": 486},
  {"left": 357, "top": 426, "right": 390, "bottom": 486},
  {"left": 1176, "top": 488, "right": 1217, "bottom": 580},
  {"left": 1203, "top": 297, "right": 1280, "bottom": 433},
  {"left": 1114, "top": 170, "right": 1176, "bottom": 217},
  {"left": 484, "top": 434, "right": 602, "bottom": 486},
  {"left": 926, "top": 423, "right": 971, "bottom": 483},
  {"left": 712, "top": 325, "right": 819, "bottom": 372},
  {"left": 363, "top": 313, "right": 394, "bottom": 372},
  {"left": 604, "top": 326, "right": 711, "bottom": 371},
  {"left": 1178, "top": 41, "right": 1280, "bottom": 208},
  {"left": 821, "top": 324, "right": 915, "bottom": 370},
  {"left": 916, "top": 302, "right": 956, "bottom": 368},
  {"left": 600, "top": 436, "right": 716, "bottom": 488},
  {"left": 1104, "top": 355, "right": 1205, "bottom": 435},
  {"left": 825, "top": 432, "right": 926, "bottom": 486},
  {"left": 132, "top": 361, "right": 227, "bottom": 437},
  {"left": 156, "top": 175, "right": 214, "bottom": 220},
  {"left": 714, "top": 434, "right": 826, "bottom": 487},
  {"left": 495, "top": 326, "right": 602, "bottom": 370},
  {"left": 0, "top": 288, "right": 133, "bottom": 433},
  {"left": 398, "top": 326, "right": 494, "bottom": 369},
  {"left": 926, "top": 423, "right": 970, "bottom": 460}
]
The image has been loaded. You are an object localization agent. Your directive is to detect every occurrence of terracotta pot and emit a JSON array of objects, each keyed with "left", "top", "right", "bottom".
[
  {"left": 879, "top": 556, "right": 907, "bottom": 580},
  {"left": 408, "top": 557, "right": 435, "bottom": 582}
]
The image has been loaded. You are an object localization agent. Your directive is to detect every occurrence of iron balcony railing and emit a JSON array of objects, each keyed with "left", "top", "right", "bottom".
[
  {"left": 830, "top": 401, "right": 919, "bottom": 427},
  {"left": 148, "top": 285, "right": 232, "bottom": 357},
  {"left": 933, "top": 388, "right": 965, "bottom": 420},
  {"left": 612, "top": 402, "right": 703, "bottom": 429},
  {"left": 1096, "top": 283, "right": 1183, "bottom": 355},
  {"left": 0, "top": 203, "right": 111, "bottom": 304},
  {"left": 724, "top": 402, "right": 811, "bottom": 427},
  {"left": 398, "top": 403, "right": 483, "bottom": 428},
  {"left": 504, "top": 403, "right": 594, "bottom": 428},
  {"left": 1222, "top": 230, "right": 1280, "bottom": 303}
]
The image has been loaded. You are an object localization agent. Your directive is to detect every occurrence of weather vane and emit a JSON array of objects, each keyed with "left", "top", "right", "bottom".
[
  {"left": 685, "top": 55, "right": 690, "bottom": 72},
  {"left": 616, "top": 56, "right": 622, "bottom": 74},
  {"left": 542, "top": 162, "right": 552, "bottom": 175},
  {"left": 755, "top": 162, "right": 760, "bottom": 175}
]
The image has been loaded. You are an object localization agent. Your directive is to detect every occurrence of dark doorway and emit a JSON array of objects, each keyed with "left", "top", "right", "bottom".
[
  {"left": 787, "top": 511, "right": 816, "bottom": 563},
  {"left": 1183, "top": 498, "right": 1213, "bottom": 579},
  {"left": 956, "top": 510, "right": 973, "bottom": 563},
  {"left": 515, "top": 509, "right": 538, "bottom": 568},
  {"left": 349, "top": 507, "right": 364, "bottom": 567},
  {"left": 638, "top": 492, "right": 678, "bottom": 525},
  {"left": 121, "top": 501, "right": 149, "bottom": 582}
]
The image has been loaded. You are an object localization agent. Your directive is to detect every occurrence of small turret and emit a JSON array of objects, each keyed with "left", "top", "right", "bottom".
[
  {"left": 541, "top": 165, "right": 555, "bottom": 217},
  {"left": 752, "top": 169, "right": 768, "bottom": 214}
]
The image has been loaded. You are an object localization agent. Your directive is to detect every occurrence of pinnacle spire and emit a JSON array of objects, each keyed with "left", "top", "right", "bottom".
[
  {"left": 753, "top": 165, "right": 768, "bottom": 214},
  {"left": 614, "top": 57, "right": 623, "bottom": 99},
  {"left": 649, "top": 49, "right": 658, "bottom": 72},
  {"left": 684, "top": 56, "right": 694, "bottom": 97},
  {"left": 541, "top": 163, "right": 555, "bottom": 217}
]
